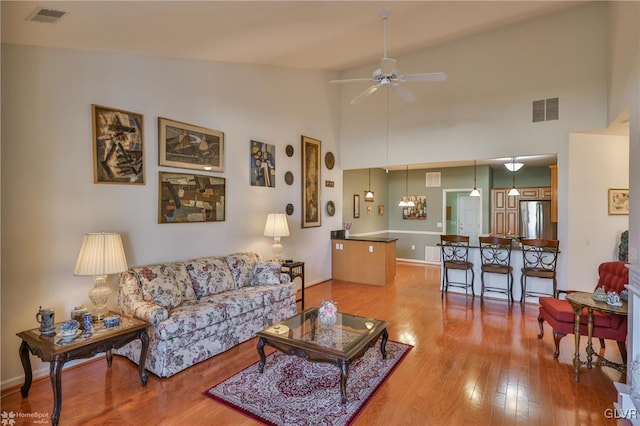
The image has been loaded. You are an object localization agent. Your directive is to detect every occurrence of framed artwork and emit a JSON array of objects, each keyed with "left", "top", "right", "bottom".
[
  {"left": 353, "top": 194, "right": 360, "bottom": 218},
  {"left": 158, "top": 171, "right": 225, "bottom": 223},
  {"left": 158, "top": 117, "right": 224, "bottom": 172},
  {"left": 250, "top": 140, "right": 275, "bottom": 187},
  {"left": 608, "top": 188, "right": 629, "bottom": 215},
  {"left": 91, "top": 104, "right": 144, "bottom": 184},
  {"left": 301, "top": 135, "right": 321, "bottom": 228},
  {"left": 378, "top": 205, "right": 385, "bottom": 216},
  {"left": 402, "top": 195, "right": 427, "bottom": 220}
]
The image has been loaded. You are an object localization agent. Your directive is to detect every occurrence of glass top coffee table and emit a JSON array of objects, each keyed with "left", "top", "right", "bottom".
[{"left": 256, "top": 307, "right": 388, "bottom": 403}]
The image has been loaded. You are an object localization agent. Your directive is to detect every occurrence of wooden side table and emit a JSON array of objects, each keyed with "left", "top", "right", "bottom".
[
  {"left": 17, "top": 313, "right": 150, "bottom": 426},
  {"left": 281, "top": 261, "right": 305, "bottom": 310},
  {"left": 566, "top": 292, "right": 628, "bottom": 382}
]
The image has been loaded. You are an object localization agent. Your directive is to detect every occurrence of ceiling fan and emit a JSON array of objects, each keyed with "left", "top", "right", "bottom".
[{"left": 330, "top": 10, "right": 446, "bottom": 104}]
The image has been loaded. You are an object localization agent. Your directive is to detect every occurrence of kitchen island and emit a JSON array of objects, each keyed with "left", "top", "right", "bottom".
[{"left": 331, "top": 236, "right": 398, "bottom": 286}]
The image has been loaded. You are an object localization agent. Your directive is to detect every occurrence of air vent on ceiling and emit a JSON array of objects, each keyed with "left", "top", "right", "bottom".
[
  {"left": 532, "top": 97, "right": 559, "bottom": 122},
  {"left": 27, "top": 7, "right": 67, "bottom": 23},
  {"left": 425, "top": 172, "right": 441, "bottom": 188}
]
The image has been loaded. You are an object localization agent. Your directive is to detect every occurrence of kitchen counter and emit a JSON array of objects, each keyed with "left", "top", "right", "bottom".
[{"left": 331, "top": 237, "right": 397, "bottom": 286}]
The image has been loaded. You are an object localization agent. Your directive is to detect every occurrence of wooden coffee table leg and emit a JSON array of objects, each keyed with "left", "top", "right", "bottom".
[
  {"left": 380, "top": 329, "right": 388, "bottom": 360},
  {"left": 138, "top": 329, "right": 149, "bottom": 386},
  {"left": 257, "top": 337, "right": 267, "bottom": 373},
  {"left": 339, "top": 360, "right": 349, "bottom": 404}
]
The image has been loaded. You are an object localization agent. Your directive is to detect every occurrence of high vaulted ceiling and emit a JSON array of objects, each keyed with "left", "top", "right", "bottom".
[{"left": 2, "top": 1, "right": 584, "bottom": 72}]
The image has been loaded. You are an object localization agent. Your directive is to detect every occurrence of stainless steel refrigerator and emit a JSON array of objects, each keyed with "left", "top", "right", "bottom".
[{"left": 519, "top": 200, "right": 556, "bottom": 240}]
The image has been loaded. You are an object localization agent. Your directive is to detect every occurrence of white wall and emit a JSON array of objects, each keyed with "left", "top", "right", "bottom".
[
  {"left": 567, "top": 133, "right": 629, "bottom": 289},
  {"left": 0, "top": 45, "right": 341, "bottom": 387},
  {"left": 337, "top": 3, "right": 609, "bottom": 170}
]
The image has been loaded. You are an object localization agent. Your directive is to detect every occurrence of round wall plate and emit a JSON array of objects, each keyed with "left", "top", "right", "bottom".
[
  {"left": 285, "top": 145, "right": 294, "bottom": 157},
  {"left": 286, "top": 203, "right": 294, "bottom": 215},
  {"left": 325, "top": 152, "right": 335, "bottom": 170},
  {"left": 284, "top": 171, "right": 294, "bottom": 185},
  {"left": 326, "top": 200, "right": 335, "bottom": 216}
]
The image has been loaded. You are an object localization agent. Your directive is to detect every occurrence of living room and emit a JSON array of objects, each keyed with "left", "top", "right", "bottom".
[{"left": 1, "top": 1, "right": 638, "bottom": 424}]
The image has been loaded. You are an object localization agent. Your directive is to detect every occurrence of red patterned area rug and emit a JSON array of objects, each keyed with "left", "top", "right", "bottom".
[{"left": 203, "top": 340, "right": 412, "bottom": 426}]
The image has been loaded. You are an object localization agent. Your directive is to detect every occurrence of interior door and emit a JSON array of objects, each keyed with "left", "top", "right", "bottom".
[{"left": 458, "top": 194, "right": 481, "bottom": 243}]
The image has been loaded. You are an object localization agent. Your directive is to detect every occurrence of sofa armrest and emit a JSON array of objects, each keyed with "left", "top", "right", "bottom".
[
  {"left": 280, "top": 273, "right": 291, "bottom": 284},
  {"left": 117, "top": 270, "right": 169, "bottom": 326}
]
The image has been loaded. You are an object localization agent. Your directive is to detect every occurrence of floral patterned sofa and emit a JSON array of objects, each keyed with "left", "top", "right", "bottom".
[{"left": 115, "top": 252, "right": 297, "bottom": 377}]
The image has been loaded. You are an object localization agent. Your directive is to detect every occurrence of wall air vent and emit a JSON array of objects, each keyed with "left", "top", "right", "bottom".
[
  {"left": 532, "top": 97, "right": 559, "bottom": 122},
  {"left": 27, "top": 7, "right": 67, "bottom": 23},
  {"left": 425, "top": 172, "right": 441, "bottom": 188}
]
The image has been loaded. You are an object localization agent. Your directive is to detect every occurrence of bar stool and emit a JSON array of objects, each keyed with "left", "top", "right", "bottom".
[
  {"left": 440, "top": 234, "right": 475, "bottom": 297},
  {"left": 479, "top": 236, "right": 514, "bottom": 302},
  {"left": 520, "top": 238, "right": 560, "bottom": 303}
]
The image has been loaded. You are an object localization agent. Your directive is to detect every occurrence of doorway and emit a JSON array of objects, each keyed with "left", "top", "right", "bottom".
[{"left": 443, "top": 189, "right": 482, "bottom": 244}]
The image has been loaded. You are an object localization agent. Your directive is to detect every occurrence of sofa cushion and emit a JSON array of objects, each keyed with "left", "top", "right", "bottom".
[
  {"left": 132, "top": 264, "right": 185, "bottom": 310},
  {"left": 249, "top": 261, "right": 282, "bottom": 286},
  {"left": 225, "top": 252, "right": 262, "bottom": 288},
  {"left": 186, "top": 257, "right": 235, "bottom": 298},
  {"left": 203, "top": 287, "right": 266, "bottom": 317},
  {"left": 154, "top": 300, "right": 227, "bottom": 340}
]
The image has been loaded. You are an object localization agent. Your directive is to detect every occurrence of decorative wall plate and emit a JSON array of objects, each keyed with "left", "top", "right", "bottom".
[
  {"left": 285, "top": 145, "right": 294, "bottom": 157},
  {"left": 326, "top": 200, "right": 335, "bottom": 216},
  {"left": 325, "top": 152, "right": 335, "bottom": 170},
  {"left": 286, "top": 203, "right": 294, "bottom": 215},
  {"left": 284, "top": 171, "right": 294, "bottom": 185}
]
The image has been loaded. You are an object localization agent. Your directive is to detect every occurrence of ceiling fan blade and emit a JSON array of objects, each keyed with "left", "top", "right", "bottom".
[
  {"left": 350, "top": 84, "right": 380, "bottom": 104},
  {"left": 390, "top": 83, "right": 416, "bottom": 103},
  {"left": 398, "top": 72, "right": 447, "bottom": 82},
  {"left": 329, "top": 78, "right": 373, "bottom": 84},
  {"left": 380, "top": 58, "right": 396, "bottom": 75}
]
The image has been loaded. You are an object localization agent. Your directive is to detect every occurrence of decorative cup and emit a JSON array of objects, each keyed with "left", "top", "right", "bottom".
[{"left": 36, "top": 306, "right": 55, "bottom": 335}]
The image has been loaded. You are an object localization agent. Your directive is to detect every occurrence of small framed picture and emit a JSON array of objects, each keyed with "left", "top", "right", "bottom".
[
  {"left": 353, "top": 194, "right": 360, "bottom": 218},
  {"left": 608, "top": 188, "right": 629, "bottom": 215},
  {"left": 159, "top": 117, "right": 224, "bottom": 172},
  {"left": 91, "top": 104, "right": 144, "bottom": 184}
]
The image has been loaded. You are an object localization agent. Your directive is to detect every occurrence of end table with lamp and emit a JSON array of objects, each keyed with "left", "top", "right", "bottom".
[{"left": 281, "top": 260, "right": 305, "bottom": 310}]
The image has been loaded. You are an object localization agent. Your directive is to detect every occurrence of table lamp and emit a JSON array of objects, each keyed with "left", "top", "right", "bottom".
[
  {"left": 263, "top": 213, "right": 290, "bottom": 261},
  {"left": 73, "top": 232, "right": 128, "bottom": 320}
]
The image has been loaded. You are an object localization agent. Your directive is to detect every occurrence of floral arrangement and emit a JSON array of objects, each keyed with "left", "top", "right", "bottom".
[{"left": 318, "top": 300, "right": 338, "bottom": 328}]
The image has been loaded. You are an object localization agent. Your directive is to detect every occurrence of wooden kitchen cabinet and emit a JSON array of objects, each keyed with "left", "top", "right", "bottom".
[
  {"left": 549, "top": 165, "right": 558, "bottom": 222},
  {"left": 491, "top": 189, "right": 519, "bottom": 236}
]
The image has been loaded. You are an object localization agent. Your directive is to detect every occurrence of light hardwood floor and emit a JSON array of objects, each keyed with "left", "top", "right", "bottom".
[{"left": 1, "top": 263, "right": 627, "bottom": 425}]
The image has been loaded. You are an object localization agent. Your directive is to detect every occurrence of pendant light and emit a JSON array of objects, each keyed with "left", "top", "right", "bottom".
[
  {"left": 469, "top": 160, "right": 480, "bottom": 197},
  {"left": 508, "top": 157, "right": 520, "bottom": 196},
  {"left": 364, "top": 168, "right": 375, "bottom": 202},
  {"left": 399, "top": 166, "right": 415, "bottom": 207},
  {"left": 504, "top": 157, "right": 524, "bottom": 171}
]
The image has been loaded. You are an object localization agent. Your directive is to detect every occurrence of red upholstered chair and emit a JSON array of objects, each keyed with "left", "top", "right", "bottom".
[{"left": 537, "top": 261, "right": 628, "bottom": 361}]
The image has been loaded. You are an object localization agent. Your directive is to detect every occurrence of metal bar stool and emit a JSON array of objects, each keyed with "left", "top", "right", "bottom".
[
  {"left": 520, "top": 238, "right": 559, "bottom": 303},
  {"left": 479, "top": 236, "right": 514, "bottom": 302},
  {"left": 440, "top": 234, "right": 475, "bottom": 297}
]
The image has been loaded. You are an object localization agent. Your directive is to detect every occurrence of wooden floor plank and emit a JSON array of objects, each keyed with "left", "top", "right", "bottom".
[{"left": 1, "top": 263, "right": 627, "bottom": 425}]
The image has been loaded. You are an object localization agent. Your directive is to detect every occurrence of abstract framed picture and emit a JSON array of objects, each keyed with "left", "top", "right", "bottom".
[
  {"left": 301, "top": 135, "right": 321, "bottom": 228},
  {"left": 608, "top": 188, "right": 629, "bottom": 215},
  {"left": 250, "top": 140, "right": 275, "bottom": 187},
  {"left": 91, "top": 104, "right": 144, "bottom": 184},
  {"left": 158, "top": 117, "right": 224, "bottom": 172},
  {"left": 158, "top": 172, "right": 225, "bottom": 223}
]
